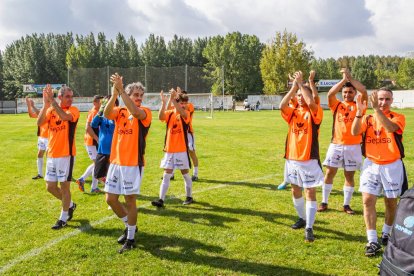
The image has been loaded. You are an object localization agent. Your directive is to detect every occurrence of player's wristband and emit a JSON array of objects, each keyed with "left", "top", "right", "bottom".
[{"left": 355, "top": 115, "right": 363, "bottom": 118}]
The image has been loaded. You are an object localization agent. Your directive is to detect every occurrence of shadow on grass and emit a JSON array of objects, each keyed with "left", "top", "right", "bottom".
[
  {"left": 199, "top": 178, "right": 275, "bottom": 190},
  {"left": 134, "top": 232, "right": 325, "bottom": 275},
  {"left": 139, "top": 207, "right": 239, "bottom": 228}
]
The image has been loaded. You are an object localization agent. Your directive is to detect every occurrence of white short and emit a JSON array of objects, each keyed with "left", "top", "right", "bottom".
[
  {"left": 187, "top": 132, "right": 196, "bottom": 151},
  {"left": 104, "top": 164, "right": 144, "bottom": 195},
  {"left": 284, "top": 159, "right": 324, "bottom": 188},
  {"left": 160, "top": 152, "right": 190, "bottom": 170},
  {"left": 359, "top": 159, "right": 404, "bottom": 198},
  {"left": 322, "top": 143, "right": 362, "bottom": 171},
  {"left": 85, "top": 145, "right": 97, "bottom": 160},
  {"left": 45, "top": 156, "right": 74, "bottom": 183},
  {"left": 38, "top": 137, "right": 48, "bottom": 151}
]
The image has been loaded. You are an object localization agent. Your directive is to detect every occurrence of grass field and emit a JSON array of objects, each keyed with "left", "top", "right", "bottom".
[{"left": 0, "top": 109, "right": 413, "bottom": 275}]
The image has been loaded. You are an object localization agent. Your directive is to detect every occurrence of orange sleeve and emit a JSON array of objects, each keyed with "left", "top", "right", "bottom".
[
  {"left": 162, "top": 110, "right": 174, "bottom": 123},
  {"left": 391, "top": 113, "right": 405, "bottom": 135},
  {"left": 182, "top": 110, "right": 191, "bottom": 124},
  {"left": 360, "top": 115, "right": 369, "bottom": 133},
  {"left": 106, "top": 107, "right": 119, "bottom": 120},
  {"left": 140, "top": 107, "right": 152, "bottom": 127},
  {"left": 328, "top": 98, "right": 340, "bottom": 112},
  {"left": 281, "top": 106, "right": 295, "bottom": 123},
  {"left": 311, "top": 105, "right": 323, "bottom": 125},
  {"left": 69, "top": 107, "right": 80, "bottom": 122}
]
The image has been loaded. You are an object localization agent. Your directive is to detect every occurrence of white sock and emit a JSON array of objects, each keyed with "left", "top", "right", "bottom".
[
  {"left": 69, "top": 201, "right": 74, "bottom": 208},
  {"left": 193, "top": 167, "right": 198, "bottom": 176},
  {"left": 343, "top": 186, "right": 354, "bottom": 206},
  {"left": 59, "top": 210, "right": 69, "bottom": 222},
  {"left": 81, "top": 163, "right": 94, "bottom": 179},
  {"left": 322, "top": 183, "right": 333, "bottom": 204},
  {"left": 127, "top": 224, "right": 136, "bottom": 240},
  {"left": 37, "top": 157, "right": 43, "bottom": 176},
  {"left": 293, "top": 197, "right": 305, "bottom": 219},
  {"left": 183, "top": 173, "right": 192, "bottom": 197},
  {"left": 382, "top": 224, "right": 393, "bottom": 235},
  {"left": 367, "top": 229, "right": 378, "bottom": 243},
  {"left": 305, "top": 201, "right": 317, "bottom": 229},
  {"left": 121, "top": 216, "right": 128, "bottom": 227},
  {"left": 160, "top": 173, "right": 172, "bottom": 200},
  {"left": 91, "top": 176, "right": 98, "bottom": 190}
]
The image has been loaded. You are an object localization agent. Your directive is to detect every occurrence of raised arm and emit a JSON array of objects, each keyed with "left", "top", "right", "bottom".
[
  {"left": 327, "top": 68, "right": 347, "bottom": 106},
  {"left": 158, "top": 90, "right": 167, "bottom": 121},
  {"left": 370, "top": 91, "right": 400, "bottom": 133},
  {"left": 308, "top": 70, "right": 320, "bottom": 105},
  {"left": 104, "top": 74, "right": 120, "bottom": 119},
  {"left": 296, "top": 71, "right": 317, "bottom": 113},
  {"left": 26, "top": 97, "right": 39, "bottom": 118},
  {"left": 280, "top": 77, "right": 298, "bottom": 113},
  {"left": 170, "top": 88, "right": 188, "bottom": 119},
  {"left": 351, "top": 93, "right": 367, "bottom": 136},
  {"left": 37, "top": 87, "right": 51, "bottom": 126},
  {"left": 344, "top": 68, "right": 368, "bottom": 103}
]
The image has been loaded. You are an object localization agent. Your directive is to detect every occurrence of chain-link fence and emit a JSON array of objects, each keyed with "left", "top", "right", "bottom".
[{"left": 68, "top": 65, "right": 215, "bottom": 97}]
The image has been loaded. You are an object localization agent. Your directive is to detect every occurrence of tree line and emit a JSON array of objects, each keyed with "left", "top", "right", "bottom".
[{"left": 0, "top": 30, "right": 413, "bottom": 100}]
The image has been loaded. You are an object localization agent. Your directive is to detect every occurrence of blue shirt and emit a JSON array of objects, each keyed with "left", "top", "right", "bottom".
[{"left": 91, "top": 115, "right": 115, "bottom": 155}]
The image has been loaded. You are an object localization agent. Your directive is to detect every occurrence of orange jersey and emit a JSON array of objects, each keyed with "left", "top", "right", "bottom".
[
  {"left": 330, "top": 99, "right": 365, "bottom": 144},
  {"left": 84, "top": 107, "right": 99, "bottom": 146},
  {"left": 163, "top": 109, "right": 191, "bottom": 153},
  {"left": 107, "top": 107, "right": 152, "bottom": 166},
  {"left": 187, "top": 102, "right": 195, "bottom": 133},
  {"left": 37, "top": 122, "right": 49, "bottom": 138},
  {"left": 46, "top": 106, "right": 80, "bottom": 158},
  {"left": 282, "top": 105, "right": 323, "bottom": 161},
  {"left": 361, "top": 112, "right": 405, "bottom": 164}
]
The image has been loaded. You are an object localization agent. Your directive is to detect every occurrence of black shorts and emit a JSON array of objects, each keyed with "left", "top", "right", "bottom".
[{"left": 94, "top": 153, "right": 110, "bottom": 179}]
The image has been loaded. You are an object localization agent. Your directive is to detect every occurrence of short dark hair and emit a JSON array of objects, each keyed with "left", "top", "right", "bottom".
[
  {"left": 93, "top": 95, "right": 103, "bottom": 101},
  {"left": 343, "top": 82, "right": 355, "bottom": 90},
  {"left": 176, "top": 93, "right": 189, "bottom": 103}
]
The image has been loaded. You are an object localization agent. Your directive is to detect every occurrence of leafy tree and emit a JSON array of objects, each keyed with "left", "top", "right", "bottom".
[
  {"left": 260, "top": 30, "right": 313, "bottom": 94},
  {"left": 128, "top": 36, "right": 142, "bottom": 67},
  {"left": 351, "top": 55, "right": 377, "bottom": 89},
  {"left": 397, "top": 57, "right": 414, "bottom": 89},
  {"left": 203, "top": 32, "right": 263, "bottom": 98},
  {"left": 113, "top": 33, "right": 129, "bottom": 67},
  {"left": 0, "top": 50, "right": 3, "bottom": 100},
  {"left": 192, "top": 37, "right": 209, "bottom": 67},
  {"left": 167, "top": 35, "right": 193, "bottom": 66},
  {"left": 141, "top": 34, "right": 168, "bottom": 66}
]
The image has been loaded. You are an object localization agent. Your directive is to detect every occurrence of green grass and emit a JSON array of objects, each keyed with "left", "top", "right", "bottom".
[{"left": 1, "top": 109, "right": 414, "bottom": 275}]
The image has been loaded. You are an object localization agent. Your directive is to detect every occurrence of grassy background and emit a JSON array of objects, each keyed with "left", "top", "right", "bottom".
[{"left": 0, "top": 109, "right": 413, "bottom": 275}]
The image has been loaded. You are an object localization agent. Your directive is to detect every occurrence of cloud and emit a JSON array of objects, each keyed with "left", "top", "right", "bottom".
[{"left": 0, "top": 0, "right": 413, "bottom": 58}]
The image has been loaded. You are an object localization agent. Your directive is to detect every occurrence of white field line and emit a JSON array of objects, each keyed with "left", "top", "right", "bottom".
[{"left": 0, "top": 174, "right": 275, "bottom": 274}]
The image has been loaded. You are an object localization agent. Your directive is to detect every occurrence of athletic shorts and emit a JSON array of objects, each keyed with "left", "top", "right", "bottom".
[
  {"left": 160, "top": 152, "right": 190, "bottom": 170},
  {"left": 359, "top": 159, "right": 404, "bottom": 198},
  {"left": 38, "top": 137, "right": 48, "bottom": 151},
  {"left": 104, "top": 164, "right": 143, "bottom": 195},
  {"left": 322, "top": 143, "right": 362, "bottom": 171},
  {"left": 94, "top": 153, "right": 110, "bottom": 179},
  {"left": 284, "top": 159, "right": 324, "bottom": 188},
  {"left": 45, "top": 156, "right": 74, "bottom": 182},
  {"left": 187, "top": 132, "right": 196, "bottom": 151},
  {"left": 85, "top": 145, "right": 97, "bottom": 160}
]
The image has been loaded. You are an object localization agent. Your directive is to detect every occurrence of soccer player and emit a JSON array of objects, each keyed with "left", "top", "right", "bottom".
[
  {"left": 351, "top": 88, "right": 406, "bottom": 257},
  {"left": 151, "top": 89, "right": 194, "bottom": 208},
  {"left": 26, "top": 96, "right": 49, "bottom": 179},
  {"left": 91, "top": 96, "right": 117, "bottom": 183},
  {"left": 319, "top": 68, "right": 368, "bottom": 214},
  {"left": 280, "top": 71, "right": 324, "bottom": 242},
  {"left": 181, "top": 90, "right": 199, "bottom": 181},
  {"left": 37, "top": 85, "right": 79, "bottom": 230},
  {"left": 104, "top": 73, "right": 152, "bottom": 253},
  {"left": 76, "top": 95, "right": 103, "bottom": 193},
  {"left": 278, "top": 70, "right": 319, "bottom": 190}
]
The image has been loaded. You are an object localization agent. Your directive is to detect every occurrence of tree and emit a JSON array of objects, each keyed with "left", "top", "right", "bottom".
[
  {"left": 351, "top": 55, "right": 377, "bottom": 89},
  {"left": 113, "top": 33, "right": 129, "bottom": 67},
  {"left": 203, "top": 32, "right": 263, "bottom": 98},
  {"left": 397, "top": 57, "right": 414, "bottom": 89},
  {"left": 127, "top": 36, "right": 142, "bottom": 67},
  {"left": 192, "top": 37, "right": 209, "bottom": 67},
  {"left": 0, "top": 50, "right": 3, "bottom": 100},
  {"left": 311, "top": 58, "right": 341, "bottom": 80},
  {"left": 260, "top": 30, "right": 313, "bottom": 94},
  {"left": 140, "top": 34, "right": 168, "bottom": 66},
  {"left": 167, "top": 35, "right": 193, "bottom": 66}
]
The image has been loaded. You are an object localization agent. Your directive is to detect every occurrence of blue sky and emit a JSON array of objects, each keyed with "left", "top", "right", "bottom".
[{"left": 0, "top": 0, "right": 413, "bottom": 58}]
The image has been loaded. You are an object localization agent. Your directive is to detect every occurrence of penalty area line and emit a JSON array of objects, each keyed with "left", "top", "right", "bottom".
[{"left": 0, "top": 174, "right": 275, "bottom": 273}]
